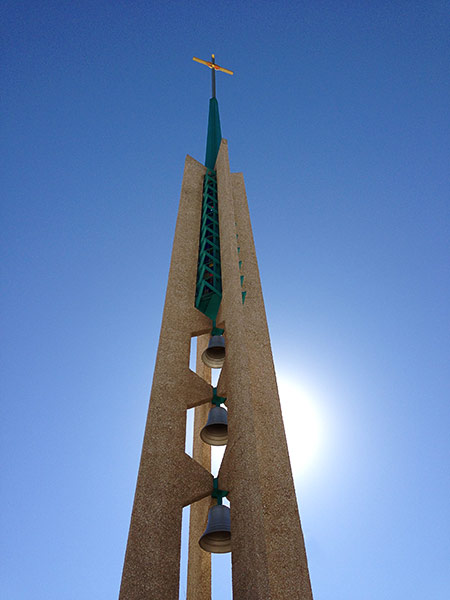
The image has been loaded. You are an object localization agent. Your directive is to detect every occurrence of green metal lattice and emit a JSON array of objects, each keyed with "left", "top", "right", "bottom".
[{"left": 195, "top": 170, "right": 222, "bottom": 320}]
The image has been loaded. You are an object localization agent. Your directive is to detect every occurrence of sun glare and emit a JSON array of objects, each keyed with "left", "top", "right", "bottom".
[
  {"left": 277, "top": 377, "right": 323, "bottom": 476},
  {"left": 210, "top": 377, "right": 323, "bottom": 479}
]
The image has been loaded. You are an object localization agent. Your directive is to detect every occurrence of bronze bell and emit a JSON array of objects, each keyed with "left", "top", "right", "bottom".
[
  {"left": 200, "top": 405, "right": 228, "bottom": 446},
  {"left": 199, "top": 504, "right": 231, "bottom": 553},
  {"left": 201, "top": 335, "right": 225, "bottom": 368}
]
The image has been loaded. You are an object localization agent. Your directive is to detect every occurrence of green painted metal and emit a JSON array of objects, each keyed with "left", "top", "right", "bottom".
[
  {"left": 211, "top": 323, "right": 224, "bottom": 336},
  {"left": 195, "top": 169, "right": 222, "bottom": 320},
  {"left": 205, "top": 98, "right": 222, "bottom": 170},
  {"left": 212, "top": 477, "right": 228, "bottom": 505},
  {"left": 195, "top": 96, "right": 223, "bottom": 321},
  {"left": 212, "top": 387, "right": 227, "bottom": 407}
]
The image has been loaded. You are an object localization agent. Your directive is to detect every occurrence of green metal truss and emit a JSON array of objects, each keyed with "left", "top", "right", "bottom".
[{"left": 195, "top": 169, "right": 222, "bottom": 320}]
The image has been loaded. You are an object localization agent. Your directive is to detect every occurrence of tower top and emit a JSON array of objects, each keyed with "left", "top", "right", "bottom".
[
  {"left": 193, "top": 54, "right": 233, "bottom": 98},
  {"left": 193, "top": 54, "right": 233, "bottom": 170}
]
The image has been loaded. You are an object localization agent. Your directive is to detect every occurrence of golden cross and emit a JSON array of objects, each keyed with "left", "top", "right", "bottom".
[{"left": 193, "top": 54, "right": 234, "bottom": 98}]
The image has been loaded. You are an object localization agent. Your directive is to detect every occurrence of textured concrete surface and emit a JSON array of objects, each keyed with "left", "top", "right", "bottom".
[
  {"left": 215, "top": 140, "right": 314, "bottom": 600},
  {"left": 119, "top": 156, "right": 214, "bottom": 600},
  {"left": 120, "top": 145, "right": 313, "bottom": 600},
  {"left": 186, "top": 334, "right": 212, "bottom": 600}
]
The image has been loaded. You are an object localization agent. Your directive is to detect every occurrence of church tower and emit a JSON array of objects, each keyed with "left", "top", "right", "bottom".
[{"left": 119, "top": 55, "right": 314, "bottom": 600}]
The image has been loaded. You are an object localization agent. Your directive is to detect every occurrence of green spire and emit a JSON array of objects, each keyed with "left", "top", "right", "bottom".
[{"left": 205, "top": 97, "right": 222, "bottom": 170}]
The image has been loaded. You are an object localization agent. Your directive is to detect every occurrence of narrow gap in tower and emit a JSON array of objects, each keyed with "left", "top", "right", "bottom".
[
  {"left": 212, "top": 552, "right": 232, "bottom": 599},
  {"left": 211, "top": 435, "right": 226, "bottom": 477},
  {"left": 189, "top": 334, "right": 212, "bottom": 383},
  {"left": 210, "top": 361, "right": 231, "bottom": 598},
  {"left": 188, "top": 335, "right": 197, "bottom": 372},
  {"left": 185, "top": 407, "right": 195, "bottom": 458},
  {"left": 211, "top": 365, "right": 227, "bottom": 480},
  {"left": 179, "top": 504, "right": 191, "bottom": 600},
  {"left": 211, "top": 367, "right": 220, "bottom": 387},
  {"left": 186, "top": 336, "right": 197, "bottom": 458}
]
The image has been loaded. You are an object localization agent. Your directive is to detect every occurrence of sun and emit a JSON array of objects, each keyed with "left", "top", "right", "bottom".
[{"left": 277, "top": 376, "right": 323, "bottom": 477}]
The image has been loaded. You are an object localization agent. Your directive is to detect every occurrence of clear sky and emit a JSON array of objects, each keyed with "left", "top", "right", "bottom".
[{"left": 1, "top": 1, "right": 449, "bottom": 599}]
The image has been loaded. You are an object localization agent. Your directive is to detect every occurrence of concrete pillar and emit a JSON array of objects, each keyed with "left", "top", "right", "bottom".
[
  {"left": 119, "top": 156, "right": 214, "bottom": 600},
  {"left": 215, "top": 140, "right": 314, "bottom": 600}
]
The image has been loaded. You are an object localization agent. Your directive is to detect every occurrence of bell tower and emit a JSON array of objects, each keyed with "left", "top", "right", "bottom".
[{"left": 119, "top": 55, "right": 314, "bottom": 600}]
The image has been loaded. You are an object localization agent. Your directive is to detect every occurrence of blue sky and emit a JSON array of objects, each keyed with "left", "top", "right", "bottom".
[{"left": 1, "top": 1, "right": 449, "bottom": 599}]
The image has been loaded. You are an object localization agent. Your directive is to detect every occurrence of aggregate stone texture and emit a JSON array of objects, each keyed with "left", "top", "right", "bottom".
[
  {"left": 120, "top": 147, "right": 314, "bottom": 600},
  {"left": 215, "top": 141, "right": 314, "bottom": 600},
  {"left": 119, "top": 156, "right": 215, "bottom": 600}
]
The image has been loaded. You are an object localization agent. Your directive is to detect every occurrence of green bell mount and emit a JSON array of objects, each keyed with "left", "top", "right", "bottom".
[
  {"left": 212, "top": 477, "right": 229, "bottom": 506},
  {"left": 211, "top": 386, "right": 226, "bottom": 407}
]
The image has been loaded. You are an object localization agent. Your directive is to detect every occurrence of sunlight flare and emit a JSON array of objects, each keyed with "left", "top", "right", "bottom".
[{"left": 277, "top": 377, "right": 323, "bottom": 476}]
